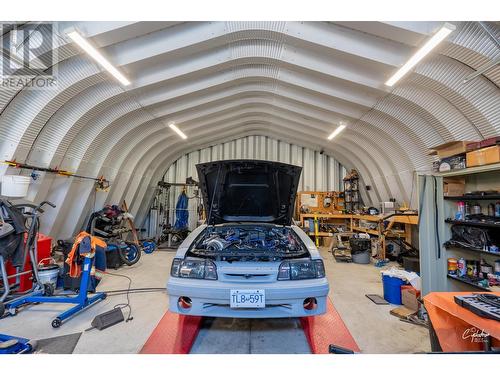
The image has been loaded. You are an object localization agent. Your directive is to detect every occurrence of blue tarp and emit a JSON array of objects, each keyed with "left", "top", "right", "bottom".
[{"left": 174, "top": 191, "right": 189, "bottom": 230}]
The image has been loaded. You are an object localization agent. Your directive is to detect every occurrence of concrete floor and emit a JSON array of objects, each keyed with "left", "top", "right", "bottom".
[
  {"left": 0, "top": 247, "right": 430, "bottom": 354},
  {"left": 321, "top": 248, "right": 430, "bottom": 354}
]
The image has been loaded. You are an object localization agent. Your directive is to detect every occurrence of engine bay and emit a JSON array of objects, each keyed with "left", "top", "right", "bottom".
[{"left": 188, "top": 224, "right": 309, "bottom": 262}]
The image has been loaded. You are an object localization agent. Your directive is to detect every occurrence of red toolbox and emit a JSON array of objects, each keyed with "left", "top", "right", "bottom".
[{"left": 4, "top": 233, "right": 52, "bottom": 292}]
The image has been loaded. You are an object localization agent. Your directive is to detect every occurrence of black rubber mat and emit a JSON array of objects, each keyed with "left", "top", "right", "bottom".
[
  {"left": 365, "top": 294, "right": 389, "bottom": 305},
  {"left": 34, "top": 332, "right": 82, "bottom": 354}
]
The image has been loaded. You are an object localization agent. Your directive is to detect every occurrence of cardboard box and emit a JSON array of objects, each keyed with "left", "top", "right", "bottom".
[
  {"left": 466, "top": 141, "right": 482, "bottom": 152},
  {"left": 466, "top": 145, "right": 500, "bottom": 167},
  {"left": 401, "top": 287, "right": 420, "bottom": 312},
  {"left": 443, "top": 178, "right": 465, "bottom": 197},
  {"left": 429, "top": 141, "right": 476, "bottom": 159},
  {"left": 480, "top": 136, "right": 500, "bottom": 149}
]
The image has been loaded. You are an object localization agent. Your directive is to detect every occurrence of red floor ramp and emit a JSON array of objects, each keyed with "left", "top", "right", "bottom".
[
  {"left": 140, "top": 312, "right": 202, "bottom": 354},
  {"left": 300, "top": 299, "right": 360, "bottom": 354}
]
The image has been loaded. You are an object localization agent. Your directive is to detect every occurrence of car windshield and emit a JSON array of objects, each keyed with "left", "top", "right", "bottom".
[{"left": 187, "top": 224, "right": 309, "bottom": 262}]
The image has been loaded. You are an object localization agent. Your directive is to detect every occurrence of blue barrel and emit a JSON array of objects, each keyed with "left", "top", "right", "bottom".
[{"left": 382, "top": 275, "right": 405, "bottom": 304}]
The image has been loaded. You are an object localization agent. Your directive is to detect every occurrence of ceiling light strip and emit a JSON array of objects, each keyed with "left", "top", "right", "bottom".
[
  {"left": 327, "top": 124, "right": 346, "bottom": 140},
  {"left": 67, "top": 30, "right": 131, "bottom": 86},
  {"left": 385, "top": 23, "right": 455, "bottom": 87},
  {"left": 169, "top": 123, "right": 188, "bottom": 139}
]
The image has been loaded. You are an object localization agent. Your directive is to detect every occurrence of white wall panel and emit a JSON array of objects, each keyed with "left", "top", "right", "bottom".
[{"left": 163, "top": 136, "right": 344, "bottom": 194}]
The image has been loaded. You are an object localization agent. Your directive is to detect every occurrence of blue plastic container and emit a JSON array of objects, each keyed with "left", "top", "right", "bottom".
[{"left": 382, "top": 275, "right": 405, "bottom": 305}]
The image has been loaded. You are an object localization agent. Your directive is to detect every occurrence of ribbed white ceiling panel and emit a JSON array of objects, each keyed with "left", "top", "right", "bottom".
[
  {"left": 30, "top": 82, "right": 125, "bottom": 162},
  {"left": 0, "top": 58, "right": 104, "bottom": 148},
  {"left": 393, "top": 83, "right": 480, "bottom": 140},
  {"left": 0, "top": 22, "right": 155, "bottom": 113},
  {"left": 0, "top": 21, "right": 499, "bottom": 238},
  {"left": 413, "top": 56, "right": 500, "bottom": 137},
  {"left": 443, "top": 22, "right": 500, "bottom": 85}
]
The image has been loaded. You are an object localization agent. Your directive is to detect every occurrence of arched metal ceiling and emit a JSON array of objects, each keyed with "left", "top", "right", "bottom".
[{"left": 0, "top": 21, "right": 499, "bottom": 238}]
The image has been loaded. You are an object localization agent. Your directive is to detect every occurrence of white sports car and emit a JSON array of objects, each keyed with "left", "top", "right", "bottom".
[{"left": 167, "top": 160, "right": 329, "bottom": 318}]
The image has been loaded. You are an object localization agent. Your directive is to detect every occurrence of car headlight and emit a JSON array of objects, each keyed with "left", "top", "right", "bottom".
[
  {"left": 170, "top": 258, "right": 217, "bottom": 280},
  {"left": 277, "top": 259, "right": 325, "bottom": 280}
]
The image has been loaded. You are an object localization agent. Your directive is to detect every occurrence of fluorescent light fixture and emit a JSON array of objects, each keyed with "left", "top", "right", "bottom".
[
  {"left": 169, "top": 123, "right": 188, "bottom": 140},
  {"left": 327, "top": 124, "right": 346, "bottom": 140},
  {"left": 385, "top": 23, "right": 455, "bottom": 87},
  {"left": 67, "top": 30, "right": 131, "bottom": 86}
]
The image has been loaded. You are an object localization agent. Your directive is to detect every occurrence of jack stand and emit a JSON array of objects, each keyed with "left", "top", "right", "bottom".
[{"left": 3, "top": 237, "right": 106, "bottom": 328}]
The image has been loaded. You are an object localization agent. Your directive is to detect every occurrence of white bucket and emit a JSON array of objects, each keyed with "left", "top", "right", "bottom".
[
  {"left": 1, "top": 175, "right": 31, "bottom": 197},
  {"left": 37, "top": 258, "right": 60, "bottom": 287}
]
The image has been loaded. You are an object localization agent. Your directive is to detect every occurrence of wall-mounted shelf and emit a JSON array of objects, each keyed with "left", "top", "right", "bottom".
[
  {"left": 306, "top": 231, "right": 335, "bottom": 237},
  {"left": 351, "top": 226, "right": 379, "bottom": 236},
  {"left": 445, "top": 218, "right": 500, "bottom": 229},
  {"left": 447, "top": 274, "right": 491, "bottom": 291},
  {"left": 444, "top": 194, "right": 500, "bottom": 200},
  {"left": 444, "top": 244, "right": 500, "bottom": 257},
  {"left": 436, "top": 163, "right": 500, "bottom": 177}
]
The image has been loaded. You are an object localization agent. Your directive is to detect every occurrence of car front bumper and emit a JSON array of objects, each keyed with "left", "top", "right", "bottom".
[{"left": 167, "top": 277, "right": 329, "bottom": 318}]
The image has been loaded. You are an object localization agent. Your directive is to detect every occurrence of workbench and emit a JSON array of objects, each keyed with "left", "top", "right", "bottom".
[{"left": 299, "top": 213, "right": 418, "bottom": 259}]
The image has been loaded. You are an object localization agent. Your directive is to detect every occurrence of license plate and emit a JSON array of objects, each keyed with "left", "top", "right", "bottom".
[{"left": 230, "top": 289, "right": 265, "bottom": 308}]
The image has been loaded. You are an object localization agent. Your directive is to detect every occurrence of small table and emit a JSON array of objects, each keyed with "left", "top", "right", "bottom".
[{"left": 424, "top": 292, "right": 500, "bottom": 352}]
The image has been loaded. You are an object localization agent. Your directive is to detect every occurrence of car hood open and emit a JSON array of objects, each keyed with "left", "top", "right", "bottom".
[{"left": 196, "top": 160, "right": 302, "bottom": 226}]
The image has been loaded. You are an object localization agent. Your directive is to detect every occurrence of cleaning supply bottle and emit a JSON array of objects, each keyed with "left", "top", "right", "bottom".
[
  {"left": 488, "top": 203, "right": 495, "bottom": 217},
  {"left": 495, "top": 201, "right": 500, "bottom": 218},
  {"left": 456, "top": 201, "right": 465, "bottom": 220},
  {"left": 457, "top": 258, "right": 466, "bottom": 277}
]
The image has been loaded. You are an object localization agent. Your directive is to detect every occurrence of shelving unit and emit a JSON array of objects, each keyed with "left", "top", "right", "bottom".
[
  {"left": 299, "top": 213, "right": 352, "bottom": 239},
  {"left": 436, "top": 162, "right": 500, "bottom": 177},
  {"left": 444, "top": 194, "right": 500, "bottom": 200},
  {"left": 445, "top": 243, "right": 500, "bottom": 257},
  {"left": 343, "top": 171, "right": 360, "bottom": 213},
  {"left": 447, "top": 274, "right": 491, "bottom": 291},
  {"left": 299, "top": 212, "right": 418, "bottom": 260},
  {"left": 351, "top": 226, "right": 379, "bottom": 236},
  {"left": 444, "top": 218, "right": 500, "bottom": 229},
  {"left": 418, "top": 162, "right": 500, "bottom": 295}
]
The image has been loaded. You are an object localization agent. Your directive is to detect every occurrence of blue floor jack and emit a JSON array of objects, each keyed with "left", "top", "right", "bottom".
[{"left": 3, "top": 236, "right": 106, "bottom": 328}]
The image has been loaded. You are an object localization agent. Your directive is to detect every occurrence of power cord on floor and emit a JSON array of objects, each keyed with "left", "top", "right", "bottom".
[
  {"left": 83, "top": 288, "right": 165, "bottom": 332},
  {"left": 103, "top": 271, "right": 134, "bottom": 322},
  {"left": 59, "top": 287, "right": 165, "bottom": 296}
]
